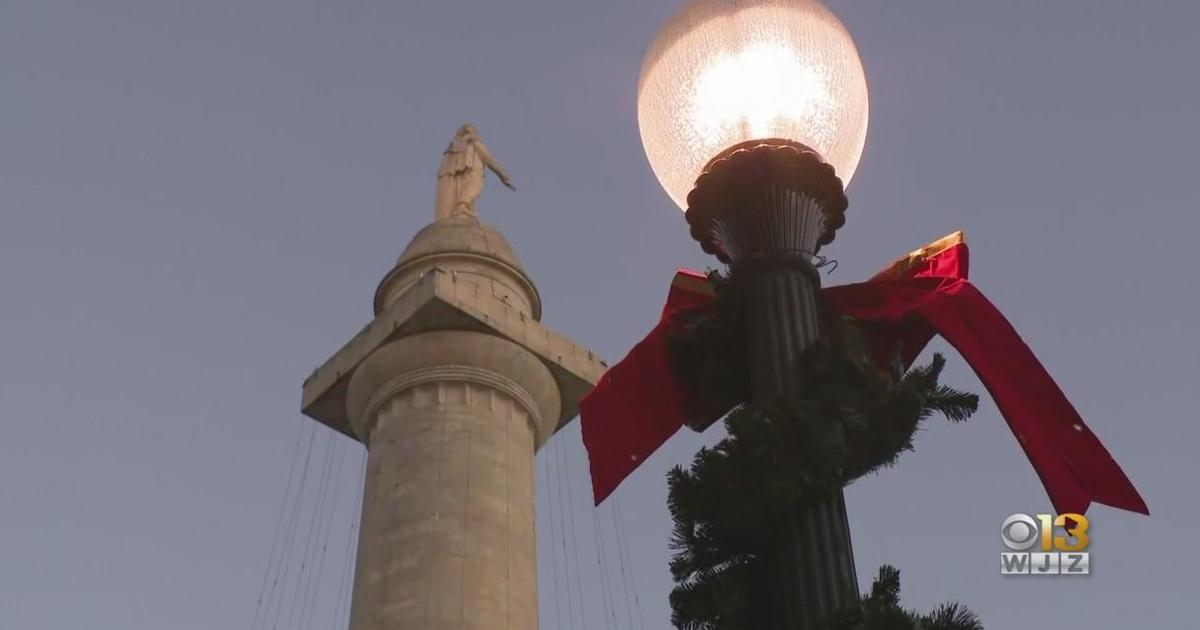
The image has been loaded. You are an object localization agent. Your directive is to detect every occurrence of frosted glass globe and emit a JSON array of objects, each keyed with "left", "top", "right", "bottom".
[{"left": 638, "top": 0, "right": 869, "bottom": 210}]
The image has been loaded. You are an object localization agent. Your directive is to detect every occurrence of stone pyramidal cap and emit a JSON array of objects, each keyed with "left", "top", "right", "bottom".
[
  {"left": 396, "top": 214, "right": 524, "bottom": 268},
  {"left": 374, "top": 213, "right": 542, "bottom": 320},
  {"left": 302, "top": 213, "right": 606, "bottom": 445}
]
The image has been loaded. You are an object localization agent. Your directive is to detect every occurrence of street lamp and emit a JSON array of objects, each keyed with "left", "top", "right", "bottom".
[{"left": 638, "top": 0, "right": 870, "bottom": 627}]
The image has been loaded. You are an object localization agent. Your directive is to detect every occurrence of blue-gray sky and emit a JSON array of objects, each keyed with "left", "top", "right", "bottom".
[{"left": 2, "top": 1, "right": 1197, "bottom": 628}]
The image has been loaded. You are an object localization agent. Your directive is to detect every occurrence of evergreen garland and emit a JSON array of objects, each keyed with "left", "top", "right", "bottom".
[
  {"left": 666, "top": 270, "right": 982, "bottom": 630},
  {"left": 822, "top": 566, "right": 983, "bottom": 630}
]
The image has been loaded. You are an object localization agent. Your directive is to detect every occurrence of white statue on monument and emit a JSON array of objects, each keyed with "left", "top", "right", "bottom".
[{"left": 435, "top": 124, "right": 516, "bottom": 221}]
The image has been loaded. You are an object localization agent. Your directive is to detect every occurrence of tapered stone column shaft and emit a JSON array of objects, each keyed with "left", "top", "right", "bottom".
[{"left": 344, "top": 331, "right": 561, "bottom": 630}]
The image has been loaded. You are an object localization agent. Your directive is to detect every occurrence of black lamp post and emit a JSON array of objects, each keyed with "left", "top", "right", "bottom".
[
  {"left": 687, "top": 139, "right": 856, "bottom": 628},
  {"left": 637, "top": 1, "right": 871, "bottom": 627}
]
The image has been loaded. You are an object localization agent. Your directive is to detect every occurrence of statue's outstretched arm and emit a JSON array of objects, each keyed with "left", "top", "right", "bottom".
[{"left": 475, "top": 140, "right": 516, "bottom": 191}]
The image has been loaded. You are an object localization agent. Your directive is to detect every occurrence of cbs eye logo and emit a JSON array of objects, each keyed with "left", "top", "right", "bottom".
[{"left": 1000, "top": 513, "right": 1091, "bottom": 576}]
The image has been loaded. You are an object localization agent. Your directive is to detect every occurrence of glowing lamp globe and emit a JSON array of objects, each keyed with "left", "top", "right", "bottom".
[{"left": 638, "top": 0, "right": 869, "bottom": 211}]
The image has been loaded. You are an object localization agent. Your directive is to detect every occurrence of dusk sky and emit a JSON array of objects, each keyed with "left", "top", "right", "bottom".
[{"left": 2, "top": 1, "right": 1197, "bottom": 628}]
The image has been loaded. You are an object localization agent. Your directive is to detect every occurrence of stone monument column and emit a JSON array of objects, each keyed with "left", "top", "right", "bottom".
[
  {"left": 344, "top": 329, "right": 557, "bottom": 629},
  {"left": 301, "top": 127, "right": 606, "bottom": 630}
]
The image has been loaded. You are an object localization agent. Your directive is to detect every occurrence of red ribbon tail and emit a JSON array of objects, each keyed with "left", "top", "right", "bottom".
[
  {"left": 824, "top": 273, "right": 1148, "bottom": 517},
  {"left": 919, "top": 280, "right": 1148, "bottom": 516},
  {"left": 580, "top": 270, "right": 716, "bottom": 504}
]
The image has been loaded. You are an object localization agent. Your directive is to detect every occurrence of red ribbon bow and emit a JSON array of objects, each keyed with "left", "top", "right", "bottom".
[{"left": 580, "top": 233, "right": 1148, "bottom": 518}]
